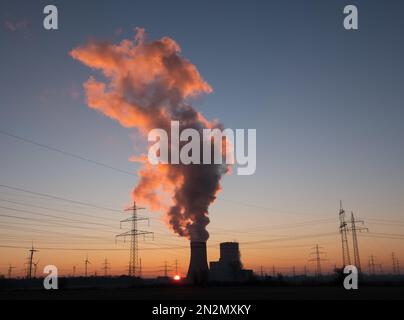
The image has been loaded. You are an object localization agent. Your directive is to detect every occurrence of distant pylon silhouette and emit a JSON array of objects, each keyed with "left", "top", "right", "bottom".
[
  {"left": 339, "top": 201, "right": 351, "bottom": 267},
  {"left": 102, "top": 258, "right": 110, "bottom": 276},
  {"left": 7, "top": 264, "right": 15, "bottom": 279},
  {"left": 391, "top": 253, "right": 400, "bottom": 275},
  {"left": 84, "top": 254, "right": 91, "bottom": 277},
  {"left": 348, "top": 211, "right": 368, "bottom": 272},
  {"left": 368, "top": 254, "right": 376, "bottom": 275},
  {"left": 26, "top": 243, "right": 38, "bottom": 279},
  {"left": 309, "top": 244, "right": 328, "bottom": 278}
]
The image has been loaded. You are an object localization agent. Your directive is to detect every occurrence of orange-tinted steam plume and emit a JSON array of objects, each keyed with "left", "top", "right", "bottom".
[{"left": 71, "top": 28, "right": 229, "bottom": 241}]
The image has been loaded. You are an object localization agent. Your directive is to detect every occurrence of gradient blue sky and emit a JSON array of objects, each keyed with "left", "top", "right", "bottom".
[{"left": 0, "top": 1, "right": 403, "bottom": 275}]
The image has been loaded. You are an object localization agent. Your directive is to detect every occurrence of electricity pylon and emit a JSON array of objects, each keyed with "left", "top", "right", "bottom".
[
  {"left": 116, "top": 201, "right": 154, "bottom": 277},
  {"left": 159, "top": 261, "right": 172, "bottom": 277},
  {"left": 102, "top": 258, "right": 110, "bottom": 276},
  {"left": 339, "top": 201, "right": 351, "bottom": 268},
  {"left": 26, "top": 244, "right": 38, "bottom": 279},
  {"left": 7, "top": 264, "right": 15, "bottom": 279},
  {"left": 348, "top": 211, "right": 368, "bottom": 272},
  {"left": 368, "top": 254, "right": 376, "bottom": 275},
  {"left": 84, "top": 254, "right": 91, "bottom": 277},
  {"left": 33, "top": 260, "right": 40, "bottom": 278},
  {"left": 309, "top": 244, "right": 328, "bottom": 278},
  {"left": 175, "top": 259, "right": 179, "bottom": 274},
  {"left": 392, "top": 253, "right": 400, "bottom": 275}
]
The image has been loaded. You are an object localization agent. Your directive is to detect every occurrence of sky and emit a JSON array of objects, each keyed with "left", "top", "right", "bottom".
[{"left": 0, "top": 0, "right": 403, "bottom": 277}]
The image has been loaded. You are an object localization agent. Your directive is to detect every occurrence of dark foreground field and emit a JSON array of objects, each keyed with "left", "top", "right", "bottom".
[{"left": 1, "top": 285, "right": 403, "bottom": 300}]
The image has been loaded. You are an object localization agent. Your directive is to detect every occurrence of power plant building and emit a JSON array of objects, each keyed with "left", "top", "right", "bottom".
[{"left": 209, "top": 242, "right": 253, "bottom": 282}]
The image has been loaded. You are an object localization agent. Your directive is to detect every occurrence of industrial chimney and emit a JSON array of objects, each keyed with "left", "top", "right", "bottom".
[{"left": 187, "top": 241, "right": 209, "bottom": 284}]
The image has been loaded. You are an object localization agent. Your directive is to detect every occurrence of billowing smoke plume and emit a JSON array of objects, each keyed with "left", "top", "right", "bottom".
[{"left": 71, "top": 28, "right": 229, "bottom": 241}]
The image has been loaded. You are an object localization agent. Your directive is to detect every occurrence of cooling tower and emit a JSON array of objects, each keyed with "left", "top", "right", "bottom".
[
  {"left": 220, "top": 242, "right": 240, "bottom": 264},
  {"left": 187, "top": 241, "right": 209, "bottom": 284}
]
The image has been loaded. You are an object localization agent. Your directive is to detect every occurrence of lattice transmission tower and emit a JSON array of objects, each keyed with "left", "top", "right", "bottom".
[
  {"left": 309, "top": 244, "right": 328, "bottom": 278},
  {"left": 339, "top": 201, "right": 351, "bottom": 267},
  {"left": 116, "top": 201, "right": 154, "bottom": 277},
  {"left": 348, "top": 211, "right": 368, "bottom": 272}
]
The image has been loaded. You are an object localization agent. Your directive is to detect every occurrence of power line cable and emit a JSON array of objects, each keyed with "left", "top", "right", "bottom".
[
  {"left": 0, "top": 198, "right": 119, "bottom": 223},
  {"left": 0, "top": 184, "right": 122, "bottom": 213},
  {"left": 0, "top": 129, "right": 135, "bottom": 176}
]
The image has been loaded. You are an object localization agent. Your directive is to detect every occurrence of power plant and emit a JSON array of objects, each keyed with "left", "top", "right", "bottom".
[
  {"left": 210, "top": 242, "right": 252, "bottom": 282},
  {"left": 186, "top": 241, "right": 252, "bottom": 283}
]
